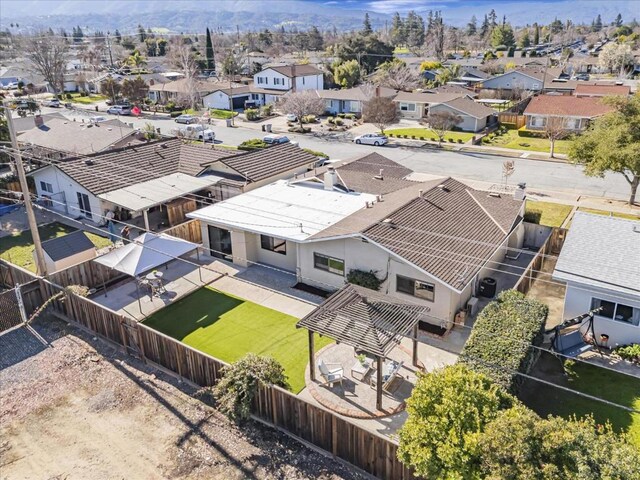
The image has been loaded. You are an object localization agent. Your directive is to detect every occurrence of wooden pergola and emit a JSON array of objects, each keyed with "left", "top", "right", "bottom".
[{"left": 297, "top": 284, "right": 429, "bottom": 411}]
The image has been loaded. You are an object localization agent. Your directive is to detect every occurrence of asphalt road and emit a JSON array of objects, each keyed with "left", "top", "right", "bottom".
[{"left": 43, "top": 105, "right": 630, "bottom": 202}]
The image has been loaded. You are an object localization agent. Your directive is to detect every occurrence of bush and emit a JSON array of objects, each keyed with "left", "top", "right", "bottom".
[
  {"left": 170, "top": 110, "right": 184, "bottom": 118},
  {"left": 65, "top": 93, "right": 73, "bottom": 99},
  {"left": 613, "top": 344, "right": 640, "bottom": 363},
  {"left": 165, "top": 101, "right": 176, "bottom": 111},
  {"left": 245, "top": 108, "right": 259, "bottom": 121},
  {"left": 345, "top": 113, "right": 356, "bottom": 120},
  {"left": 334, "top": 118, "right": 344, "bottom": 126},
  {"left": 238, "top": 138, "right": 268, "bottom": 150},
  {"left": 288, "top": 126, "right": 311, "bottom": 133},
  {"left": 448, "top": 138, "right": 455, "bottom": 142},
  {"left": 302, "top": 114, "right": 316, "bottom": 123},
  {"left": 460, "top": 290, "right": 548, "bottom": 392},
  {"left": 259, "top": 104, "right": 273, "bottom": 117},
  {"left": 212, "top": 353, "right": 289, "bottom": 421},
  {"left": 302, "top": 148, "right": 329, "bottom": 159},
  {"left": 337, "top": 113, "right": 346, "bottom": 118},
  {"left": 346, "top": 269, "right": 382, "bottom": 291},
  {"left": 327, "top": 116, "right": 335, "bottom": 124},
  {"left": 411, "top": 135, "right": 416, "bottom": 139},
  {"left": 431, "top": 137, "right": 437, "bottom": 141},
  {"left": 517, "top": 126, "right": 546, "bottom": 138},
  {"left": 457, "top": 139, "right": 463, "bottom": 143}
]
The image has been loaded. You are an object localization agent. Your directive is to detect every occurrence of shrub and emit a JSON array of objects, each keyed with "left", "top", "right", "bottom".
[
  {"left": 448, "top": 138, "right": 455, "bottom": 142},
  {"left": 245, "top": 108, "right": 259, "bottom": 121},
  {"left": 170, "top": 110, "right": 184, "bottom": 118},
  {"left": 337, "top": 113, "right": 346, "bottom": 118},
  {"left": 302, "top": 148, "right": 329, "bottom": 159},
  {"left": 457, "top": 139, "right": 463, "bottom": 143},
  {"left": 288, "top": 126, "right": 311, "bottom": 133},
  {"left": 346, "top": 269, "right": 382, "bottom": 291},
  {"left": 419, "top": 136, "right": 425, "bottom": 140},
  {"left": 460, "top": 290, "right": 548, "bottom": 392},
  {"left": 65, "top": 93, "right": 73, "bottom": 99},
  {"left": 411, "top": 135, "right": 416, "bottom": 139},
  {"left": 327, "top": 116, "right": 335, "bottom": 124},
  {"left": 334, "top": 118, "right": 344, "bottom": 126},
  {"left": 388, "top": 133, "right": 394, "bottom": 137},
  {"left": 212, "top": 353, "right": 289, "bottom": 421},
  {"left": 613, "top": 344, "right": 640, "bottom": 363},
  {"left": 260, "top": 104, "right": 273, "bottom": 117},
  {"left": 431, "top": 137, "right": 436, "bottom": 141},
  {"left": 302, "top": 114, "right": 316, "bottom": 123},
  {"left": 345, "top": 113, "right": 356, "bottom": 120},
  {"left": 238, "top": 138, "right": 268, "bottom": 150},
  {"left": 165, "top": 101, "right": 176, "bottom": 111}
]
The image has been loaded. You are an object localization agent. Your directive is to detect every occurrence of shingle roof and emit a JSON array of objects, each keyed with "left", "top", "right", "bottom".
[
  {"left": 12, "top": 113, "right": 66, "bottom": 133},
  {"left": 316, "top": 85, "right": 397, "bottom": 101},
  {"left": 361, "top": 178, "right": 524, "bottom": 290},
  {"left": 393, "top": 91, "right": 464, "bottom": 104},
  {"left": 218, "top": 143, "right": 318, "bottom": 182},
  {"left": 265, "top": 64, "right": 323, "bottom": 77},
  {"left": 338, "top": 153, "right": 413, "bottom": 179},
  {"left": 427, "top": 84, "right": 477, "bottom": 97},
  {"left": 41, "top": 230, "right": 95, "bottom": 261},
  {"left": 296, "top": 283, "right": 429, "bottom": 357},
  {"left": 332, "top": 170, "right": 417, "bottom": 195},
  {"left": 178, "top": 144, "right": 240, "bottom": 176},
  {"left": 574, "top": 83, "right": 631, "bottom": 96},
  {"left": 553, "top": 212, "right": 640, "bottom": 296},
  {"left": 524, "top": 95, "right": 614, "bottom": 118},
  {"left": 435, "top": 96, "right": 495, "bottom": 119},
  {"left": 148, "top": 78, "right": 227, "bottom": 94}
]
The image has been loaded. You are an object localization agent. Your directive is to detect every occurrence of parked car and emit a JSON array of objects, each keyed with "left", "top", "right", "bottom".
[
  {"left": 285, "top": 113, "right": 298, "bottom": 122},
  {"left": 263, "top": 134, "right": 290, "bottom": 144},
  {"left": 89, "top": 115, "right": 107, "bottom": 123},
  {"left": 173, "top": 124, "right": 215, "bottom": 142},
  {"left": 106, "top": 105, "right": 132, "bottom": 115},
  {"left": 353, "top": 133, "right": 388, "bottom": 146},
  {"left": 43, "top": 98, "right": 61, "bottom": 108},
  {"left": 174, "top": 114, "right": 197, "bottom": 124}
]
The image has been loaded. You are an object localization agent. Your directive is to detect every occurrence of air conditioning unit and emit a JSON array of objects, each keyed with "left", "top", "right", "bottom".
[{"left": 466, "top": 297, "right": 479, "bottom": 317}]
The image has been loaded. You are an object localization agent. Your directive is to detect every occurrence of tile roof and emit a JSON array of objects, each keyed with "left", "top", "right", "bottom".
[
  {"left": 296, "top": 283, "right": 429, "bottom": 357},
  {"left": 316, "top": 85, "right": 397, "bottom": 101},
  {"left": 435, "top": 96, "right": 495, "bottom": 118},
  {"left": 574, "top": 83, "right": 631, "bottom": 96},
  {"left": 524, "top": 95, "right": 614, "bottom": 118},
  {"left": 427, "top": 84, "right": 477, "bottom": 97},
  {"left": 361, "top": 178, "right": 523, "bottom": 290},
  {"left": 332, "top": 170, "right": 417, "bottom": 195},
  {"left": 12, "top": 113, "right": 66, "bottom": 133},
  {"left": 337, "top": 152, "right": 413, "bottom": 179},
  {"left": 41, "top": 230, "right": 95, "bottom": 261},
  {"left": 265, "top": 64, "right": 323, "bottom": 77},
  {"left": 553, "top": 212, "right": 640, "bottom": 296}
]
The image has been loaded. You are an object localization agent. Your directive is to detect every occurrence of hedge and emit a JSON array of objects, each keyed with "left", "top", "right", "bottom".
[
  {"left": 346, "top": 269, "right": 382, "bottom": 291},
  {"left": 459, "top": 290, "right": 548, "bottom": 393},
  {"left": 238, "top": 138, "right": 268, "bottom": 151}
]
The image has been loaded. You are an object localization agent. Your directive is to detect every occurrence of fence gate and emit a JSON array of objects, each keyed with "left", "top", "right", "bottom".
[
  {"left": 0, "top": 288, "right": 25, "bottom": 334},
  {"left": 121, "top": 320, "right": 143, "bottom": 359}
]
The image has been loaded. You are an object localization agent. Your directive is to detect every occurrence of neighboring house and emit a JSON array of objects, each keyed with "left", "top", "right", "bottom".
[
  {"left": 427, "top": 96, "right": 496, "bottom": 132},
  {"left": 574, "top": 83, "right": 631, "bottom": 97},
  {"left": 202, "top": 84, "right": 253, "bottom": 110},
  {"left": 38, "top": 230, "right": 97, "bottom": 273},
  {"left": 455, "top": 67, "right": 490, "bottom": 85},
  {"left": 189, "top": 154, "right": 526, "bottom": 328},
  {"left": 543, "top": 77, "right": 578, "bottom": 95},
  {"left": 17, "top": 117, "right": 144, "bottom": 160},
  {"left": 479, "top": 67, "right": 550, "bottom": 92},
  {"left": 147, "top": 78, "right": 223, "bottom": 104},
  {"left": 316, "top": 85, "right": 397, "bottom": 115},
  {"left": 393, "top": 91, "right": 465, "bottom": 119},
  {"left": 0, "top": 66, "right": 51, "bottom": 91},
  {"left": 553, "top": 212, "right": 640, "bottom": 347},
  {"left": 12, "top": 113, "right": 66, "bottom": 133},
  {"left": 426, "top": 84, "right": 478, "bottom": 98},
  {"left": 523, "top": 95, "right": 613, "bottom": 132},
  {"left": 253, "top": 64, "right": 324, "bottom": 92}
]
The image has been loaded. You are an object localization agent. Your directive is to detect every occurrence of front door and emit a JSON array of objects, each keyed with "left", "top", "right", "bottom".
[
  {"left": 208, "top": 225, "right": 232, "bottom": 259},
  {"left": 76, "top": 192, "right": 92, "bottom": 218}
]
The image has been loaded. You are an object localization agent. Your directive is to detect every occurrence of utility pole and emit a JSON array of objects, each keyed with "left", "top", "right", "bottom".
[
  {"left": 4, "top": 105, "right": 47, "bottom": 275},
  {"left": 106, "top": 31, "right": 114, "bottom": 68}
]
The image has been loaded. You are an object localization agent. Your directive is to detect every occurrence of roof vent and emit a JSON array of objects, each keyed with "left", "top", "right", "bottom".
[
  {"left": 374, "top": 168, "right": 384, "bottom": 180},
  {"left": 488, "top": 192, "right": 501, "bottom": 198},
  {"left": 377, "top": 194, "right": 384, "bottom": 202},
  {"left": 437, "top": 184, "right": 449, "bottom": 192},
  {"left": 84, "top": 159, "right": 95, "bottom": 166},
  {"left": 418, "top": 189, "right": 423, "bottom": 198},
  {"left": 382, "top": 218, "right": 396, "bottom": 228},
  {"left": 633, "top": 225, "right": 640, "bottom": 234}
]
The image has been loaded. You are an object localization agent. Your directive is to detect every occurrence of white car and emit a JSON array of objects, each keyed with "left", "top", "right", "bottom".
[
  {"left": 43, "top": 98, "right": 61, "bottom": 108},
  {"left": 90, "top": 115, "right": 108, "bottom": 123},
  {"left": 353, "top": 133, "right": 388, "bottom": 146},
  {"left": 285, "top": 113, "right": 298, "bottom": 122},
  {"left": 263, "top": 134, "right": 290, "bottom": 145}
]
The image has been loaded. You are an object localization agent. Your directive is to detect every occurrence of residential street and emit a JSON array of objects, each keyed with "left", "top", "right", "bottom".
[{"left": 43, "top": 106, "right": 630, "bottom": 201}]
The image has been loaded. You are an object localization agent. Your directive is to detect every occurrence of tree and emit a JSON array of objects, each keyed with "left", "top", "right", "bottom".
[
  {"left": 419, "top": 60, "right": 441, "bottom": 71},
  {"left": 121, "top": 76, "right": 149, "bottom": 104},
  {"left": 405, "top": 11, "right": 425, "bottom": 50},
  {"left": 333, "top": 33, "right": 393, "bottom": 74},
  {"left": 598, "top": 43, "right": 633, "bottom": 74},
  {"left": 390, "top": 13, "right": 406, "bottom": 46},
  {"left": 362, "top": 96, "right": 398, "bottom": 134},
  {"left": 258, "top": 29, "right": 273, "bottom": 49},
  {"left": 543, "top": 116, "right": 570, "bottom": 158},
  {"left": 614, "top": 13, "right": 623, "bottom": 27},
  {"left": 397, "top": 365, "right": 514, "bottom": 480},
  {"left": 569, "top": 94, "right": 640, "bottom": 205},
  {"left": 593, "top": 14, "right": 603, "bottom": 32},
  {"left": 488, "top": 9, "right": 498, "bottom": 28},
  {"left": 307, "top": 26, "right": 323, "bottom": 51},
  {"left": 205, "top": 27, "right": 215, "bottom": 72},
  {"left": 480, "top": 14, "right": 490, "bottom": 38},
  {"left": 137, "top": 24, "right": 146, "bottom": 43},
  {"left": 426, "top": 10, "right": 445, "bottom": 59},
  {"left": 157, "top": 38, "right": 167, "bottom": 56},
  {"left": 373, "top": 60, "right": 418, "bottom": 91},
  {"left": 23, "top": 33, "right": 68, "bottom": 94},
  {"left": 424, "top": 110, "right": 462, "bottom": 145},
  {"left": 467, "top": 15, "right": 477, "bottom": 36},
  {"left": 220, "top": 50, "right": 242, "bottom": 77},
  {"left": 126, "top": 49, "right": 147, "bottom": 69},
  {"left": 491, "top": 24, "right": 515, "bottom": 47},
  {"left": 534, "top": 23, "right": 540, "bottom": 45},
  {"left": 169, "top": 39, "right": 200, "bottom": 109},
  {"left": 212, "top": 354, "right": 288, "bottom": 422},
  {"left": 145, "top": 38, "right": 157, "bottom": 57},
  {"left": 114, "top": 29, "right": 122, "bottom": 43},
  {"left": 362, "top": 13, "right": 373, "bottom": 35},
  {"left": 100, "top": 77, "right": 122, "bottom": 104},
  {"left": 280, "top": 90, "right": 326, "bottom": 131},
  {"left": 550, "top": 17, "right": 564, "bottom": 34},
  {"left": 519, "top": 30, "right": 531, "bottom": 48}
]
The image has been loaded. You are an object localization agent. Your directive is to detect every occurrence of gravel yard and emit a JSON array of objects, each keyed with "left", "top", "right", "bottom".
[{"left": 0, "top": 317, "right": 364, "bottom": 480}]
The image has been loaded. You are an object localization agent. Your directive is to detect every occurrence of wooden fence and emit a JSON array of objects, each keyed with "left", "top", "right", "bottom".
[
  {"left": 514, "top": 227, "right": 567, "bottom": 295},
  {"left": 0, "top": 259, "right": 39, "bottom": 287},
  {"left": 46, "top": 259, "right": 126, "bottom": 290},
  {"left": 166, "top": 198, "right": 198, "bottom": 227},
  {"left": 162, "top": 218, "right": 202, "bottom": 244},
  {"left": 497, "top": 112, "right": 525, "bottom": 129}
]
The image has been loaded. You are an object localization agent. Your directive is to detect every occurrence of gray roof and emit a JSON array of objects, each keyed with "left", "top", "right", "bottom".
[
  {"left": 296, "top": 284, "right": 429, "bottom": 357},
  {"left": 265, "top": 64, "right": 323, "bottom": 77},
  {"left": 553, "top": 212, "right": 640, "bottom": 297},
  {"left": 433, "top": 96, "right": 495, "bottom": 119},
  {"left": 316, "top": 85, "right": 397, "bottom": 101},
  {"left": 41, "top": 230, "right": 95, "bottom": 261},
  {"left": 427, "top": 84, "right": 478, "bottom": 98},
  {"left": 393, "top": 91, "right": 464, "bottom": 104},
  {"left": 12, "top": 113, "right": 66, "bottom": 133}
]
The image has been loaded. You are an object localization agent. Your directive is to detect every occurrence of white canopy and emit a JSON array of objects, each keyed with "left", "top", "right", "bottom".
[{"left": 94, "top": 232, "right": 197, "bottom": 277}]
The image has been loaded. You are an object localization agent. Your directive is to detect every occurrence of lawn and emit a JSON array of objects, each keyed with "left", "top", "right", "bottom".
[
  {"left": 143, "top": 287, "right": 333, "bottom": 393},
  {"left": 386, "top": 128, "right": 474, "bottom": 143},
  {"left": 524, "top": 200, "right": 573, "bottom": 227},
  {"left": 0, "top": 222, "right": 112, "bottom": 271},
  {"left": 577, "top": 207, "right": 640, "bottom": 221},
  {"left": 68, "top": 93, "right": 109, "bottom": 104},
  {"left": 483, "top": 129, "right": 573, "bottom": 155},
  {"left": 521, "top": 359, "right": 640, "bottom": 448},
  {"left": 209, "top": 108, "right": 238, "bottom": 119}
]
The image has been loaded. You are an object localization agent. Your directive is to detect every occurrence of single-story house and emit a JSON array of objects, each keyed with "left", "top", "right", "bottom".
[
  {"left": 574, "top": 83, "right": 631, "bottom": 97},
  {"left": 148, "top": 78, "right": 228, "bottom": 104},
  {"left": 543, "top": 77, "right": 578, "bottom": 95},
  {"left": 553, "top": 212, "right": 640, "bottom": 347},
  {"left": 253, "top": 64, "right": 324, "bottom": 93},
  {"left": 38, "top": 230, "right": 97, "bottom": 273},
  {"left": 316, "top": 85, "right": 397, "bottom": 115},
  {"left": 455, "top": 67, "right": 490, "bottom": 84},
  {"left": 479, "top": 67, "right": 553, "bottom": 92},
  {"left": 523, "top": 95, "right": 614, "bottom": 132},
  {"left": 426, "top": 84, "right": 478, "bottom": 98},
  {"left": 189, "top": 154, "right": 526, "bottom": 328},
  {"left": 202, "top": 84, "right": 253, "bottom": 110},
  {"left": 393, "top": 91, "right": 465, "bottom": 119},
  {"left": 427, "top": 96, "right": 496, "bottom": 132}
]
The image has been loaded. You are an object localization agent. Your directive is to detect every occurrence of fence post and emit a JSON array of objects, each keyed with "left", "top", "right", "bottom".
[{"left": 14, "top": 284, "right": 28, "bottom": 323}]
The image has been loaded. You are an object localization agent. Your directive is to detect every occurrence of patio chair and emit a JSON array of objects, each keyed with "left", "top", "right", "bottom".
[
  {"left": 370, "top": 360, "right": 404, "bottom": 393},
  {"left": 317, "top": 359, "right": 345, "bottom": 388}
]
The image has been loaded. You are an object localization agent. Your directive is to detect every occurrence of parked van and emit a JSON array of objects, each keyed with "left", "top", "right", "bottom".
[{"left": 173, "top": 124, "right": 215, "bottom": 142}]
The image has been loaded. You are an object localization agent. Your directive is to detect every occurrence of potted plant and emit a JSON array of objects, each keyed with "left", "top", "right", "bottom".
[{"left": 356, "top": 354, "right": 367, "bottom": 366}]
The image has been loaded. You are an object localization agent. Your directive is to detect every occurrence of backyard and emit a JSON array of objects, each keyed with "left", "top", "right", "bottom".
[
  {"left": 0, "top": 222, "right": 112, "bottom": 271},
  {"left": 143, "top": 287, "right": 332, "bottom": 393},
  {"left": 483, "top": 129, "right": 573, "bottom": 155},
  {"left": 386, "top": 127, "right": 474, "bottom": 142},
  {"left": 524, "top": 200, "right": 573, "bottom": 227}
]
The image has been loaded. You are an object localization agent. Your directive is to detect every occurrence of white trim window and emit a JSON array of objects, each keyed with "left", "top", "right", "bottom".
[
  {"left": 260, "top": 235, "right": 286, "bottom": 255},
  {"left": 400, "top": 102, "right": 416, "bottom": 112},
  {"left": 257, "top": 77, "right": 265, "bottom": 85},
  {"left": 591, "top": 298, "right": 640, "bottom": 326},
  {"left": 314, "top": 252, "right": 344, "bottom": 276},
  {"left": 40, "top": 181, "right": 53, "bottom": 193},
  {"left": 396, "top": 275, "right": 435, "bottom": 301}
]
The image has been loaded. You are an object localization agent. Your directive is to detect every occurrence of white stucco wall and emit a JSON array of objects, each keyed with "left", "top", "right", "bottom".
[
  {"left": 42, "top": 248, "right": 97, "bottom": 273},
  {"left": 481, "top": 71, "right": 543, "bottom": 91},
  {"left": 202, "top": 91, "right": 231, "bottom": 109},
  {"left": 427, "top": 103, "right": 487, "bottom": 132},
  {"left": 253, "top": 69, "right": 323, "bottom": 92}
]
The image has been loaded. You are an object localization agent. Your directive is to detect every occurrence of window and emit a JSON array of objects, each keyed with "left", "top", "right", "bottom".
[
  {"left": 400, "top": 103, "right": 416, "bottom": 112},
  {"left": 274, "top": 77, "right": 283, "bottom": 86},
  {"left": 302, "top": 77, "right": 305, "bottom": 85},
  {"left": 532, "top": 83, "right": 539, "bottom": 89},
  {"left": 314, "top": 253, "right": 344, "bottom": 276},
  {"left": 260, "top": 235, "right": 286, "bottom": 255},
  {"left": 591, "top": 298, "right": 640, "bottom": 326},
  {"left": 40, "top": 181, "right": 53, "bottom": 193},
  {"left": 396, "top": 275, "right": 435, "bottom": 301}
]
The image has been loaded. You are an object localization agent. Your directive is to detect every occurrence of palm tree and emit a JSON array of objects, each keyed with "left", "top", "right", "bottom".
[
  {"left": 435, "top": 65, "right": 461, "bottom": 86},
  {"left": 126, "top": 50, "right": 147, "bottom": 70}
]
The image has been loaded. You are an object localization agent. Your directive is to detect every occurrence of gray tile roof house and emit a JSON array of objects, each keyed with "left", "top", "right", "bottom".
[
  {"left": 432, "top": 96, "right": 495, "bottom": 119},
  {"left": 41, "top": 230, "right": 95, "bottom": 261}
]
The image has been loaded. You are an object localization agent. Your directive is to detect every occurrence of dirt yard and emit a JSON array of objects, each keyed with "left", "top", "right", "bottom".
[{"left": 0, "top": 317, "right": 365, "bottom": 480}]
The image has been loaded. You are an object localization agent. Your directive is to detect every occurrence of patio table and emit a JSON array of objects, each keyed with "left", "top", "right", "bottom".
[{"left": 351, "top": 358, "right": 373, "bottom": 381}]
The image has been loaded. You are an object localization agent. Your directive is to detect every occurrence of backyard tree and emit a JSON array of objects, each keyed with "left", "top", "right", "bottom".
[
  {"left": 544, "top": 116, "right": 570, "bottom": 158},
  {"left": 121, "top": 77, "right": 149, "bottom": 104},
  {"left": 213, "top": 353, "right": 289, "bottom": 421},
  {"left": 569, "top": 94, "right": 640, "bottom": 205},
  {"left": 23, "top": 32, "right": 68, "bottom": 94},
  {"left": 397, "top": 364, "right": 514, "bottom": 479},
  {"left": 333, "top": 59, "right": 360, "bottom": 88},
  {"left": 126, "top": 49, "right": 147, "bottom": 70},
  {"left": 280, "top": 90, "right": 326, "bottom": 131},
  {"left": 491, "top": 23, "right": 516, "bottom": 47},
  {"left": 423, "top": 111, "right": 463, "bottom": 145},
  {"left": 373, "top": 60, "right": 419, "bottom": 91},
  {"left": 362, "top": 96, "right": 399, "bottom": 134},
  {"left": 100, "top": 77, "right": 122, "bottom": 105},
  {"left": 205, "top": 27, "right": 215, "bottom": 72}
]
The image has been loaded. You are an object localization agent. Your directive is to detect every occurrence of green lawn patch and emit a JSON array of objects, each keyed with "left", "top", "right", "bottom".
[
  {"left": 68, "top": 93, "right": 109, "bottom": 104},
  {"left": 0, "top": 222, "right": 111, "bottom": 271},
  {"left": 143, "top": 287, "right": 332, "bottom": 393},
  {"left": 393, "top": 47, "right": 410, "bottom": 54},
  {"left": 524, "top": 200, "right": 573, "bottom": 227},
  {"left": 209, "top": 108, "right": 238, "bottom": 119},
  {"left": 386, "top": 128, "right": 474, "bottom": 142},
  {"left": 483, "top": 129, "right": 573, "bottom": 155},
  {"left": 577, "top": 207, "right": 640, "bottom": 221},
  {"left": 522, "top": 359, "right": 640, "bottom": 448}
]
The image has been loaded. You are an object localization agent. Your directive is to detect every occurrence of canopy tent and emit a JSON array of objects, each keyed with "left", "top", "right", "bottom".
[{"left": 94, "top": 232, "right": 198, "bottom": 277}]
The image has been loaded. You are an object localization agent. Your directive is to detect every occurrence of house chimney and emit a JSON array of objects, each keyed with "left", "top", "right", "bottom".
[
  {"left": 418, "top": 189, "right": 423, "bottom": 198},
  {"left": 324, "top": 166, "right": 337, "bottom": 191},
  {"left": 514, "top": 182, "right": 527, "bottom": 201},
  {"left": 34, "top": 114, "right": 44, "bottom": 128}
]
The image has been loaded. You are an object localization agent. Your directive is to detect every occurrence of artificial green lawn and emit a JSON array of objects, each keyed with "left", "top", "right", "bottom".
[
  {"left": 143, "top": 287, "right": 333, "bottom": 393},
  {"left": 387, "top": 127, "right": 474, "bottom": 142},
  {"left": 68, "top": 93, "right": 109, "bottom": 104},
  {"left": 483, "top": 129, "right": 573, "bottom": 155},
  {"left": 0, "top": 222, "right": 112, "bottom": 271},
  {"left": 524, "top": 200, "right": 573, "bottom": 227},
  {"left": 209, "top": 108, "right": 238, "bottom": 119}
]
